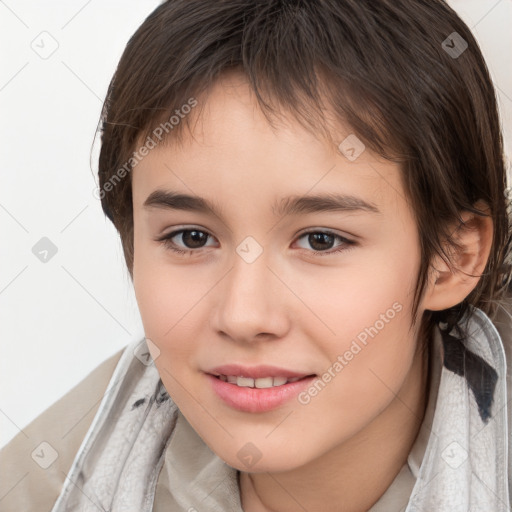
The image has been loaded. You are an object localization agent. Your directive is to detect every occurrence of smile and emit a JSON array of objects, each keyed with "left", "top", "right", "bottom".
[{"left": 207, "top": 373, "right": 317, "bottom": 413}]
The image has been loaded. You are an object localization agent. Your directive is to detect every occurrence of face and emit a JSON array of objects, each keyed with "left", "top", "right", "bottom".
[{"left": 131, "top": 72, "right": 424, "bottom": 473}]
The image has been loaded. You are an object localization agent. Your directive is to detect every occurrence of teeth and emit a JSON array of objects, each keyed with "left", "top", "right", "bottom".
[
  {"left": 218, "top": 375, "right": 302, "bottom": 388},
  {"left": 270, "top": 376, "right": 287, "bottom": 387},
  {"left": 254, "top": 377, "right": 274, "bottom": 388},
  {"left": 237, "top": 376, "right": 255, "bottom": 387}
]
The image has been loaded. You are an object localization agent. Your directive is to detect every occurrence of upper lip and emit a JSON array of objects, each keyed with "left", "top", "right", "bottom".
[{"left": 206, "top": 364, "right": 314, "bottom": 379}]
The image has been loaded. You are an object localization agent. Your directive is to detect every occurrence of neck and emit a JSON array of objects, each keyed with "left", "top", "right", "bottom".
[{"left": 239, "top": 340, "right": 430, "bottom": 512}]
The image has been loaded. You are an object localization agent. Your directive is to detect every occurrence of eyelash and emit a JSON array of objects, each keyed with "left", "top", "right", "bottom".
[{"left": 155, "top": 228, "right": 356, "bottom": 257}]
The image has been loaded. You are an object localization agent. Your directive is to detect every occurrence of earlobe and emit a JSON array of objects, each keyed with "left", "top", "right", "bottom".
[{"left": 422, "top": 201, "right": 493, "bottom": 312}]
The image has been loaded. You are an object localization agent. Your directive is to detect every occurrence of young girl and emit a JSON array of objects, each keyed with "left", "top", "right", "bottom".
[{"left": 2, "top": 0, "right": 511, "bottom": 510}]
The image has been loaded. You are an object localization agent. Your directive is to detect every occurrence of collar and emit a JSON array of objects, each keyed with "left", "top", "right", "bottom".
[
  {"left": 407, "top": 321, "right": 443, "bottom": 477},
  {"left": 404, "top": 306, "right": 509, "bottom": 510}
]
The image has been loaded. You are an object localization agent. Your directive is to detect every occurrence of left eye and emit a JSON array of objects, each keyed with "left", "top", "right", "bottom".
[
  {"left": 156, "top": 229, "right": 355, "bottom": 256},
  {"left": 294, "top": 231, "right": 354, "bottom": 254}
]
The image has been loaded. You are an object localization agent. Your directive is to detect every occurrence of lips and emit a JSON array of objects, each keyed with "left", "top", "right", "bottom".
[
  {"left": 207, "top": 373, "right": 317, "bottom": 412},
  {"left": 205, "top": 363, "right": 317, "bottom": 412}
]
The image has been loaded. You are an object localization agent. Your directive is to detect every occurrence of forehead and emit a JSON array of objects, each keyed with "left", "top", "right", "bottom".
[{"left": 131, "top": 73, "right": 408, "bottom": 223}]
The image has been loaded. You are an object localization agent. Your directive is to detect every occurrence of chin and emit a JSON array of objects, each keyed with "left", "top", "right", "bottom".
[{"left": 211, "top": 439, "right": 311, "bottom": 474}]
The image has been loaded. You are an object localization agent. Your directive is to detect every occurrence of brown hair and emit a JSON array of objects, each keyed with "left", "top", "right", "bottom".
[{"left": 97, "top": 0, "right": 512, "bottom": 338}]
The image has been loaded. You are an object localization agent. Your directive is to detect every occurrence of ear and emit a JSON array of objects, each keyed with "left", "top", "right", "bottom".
[{"left": 422, "top": 200, "right": 493, "bottom": 312}]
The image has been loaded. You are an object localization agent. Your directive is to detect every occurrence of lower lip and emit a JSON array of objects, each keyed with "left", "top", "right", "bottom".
[{"left": 206, "top": 373, "right": 316, "bottom": 413}]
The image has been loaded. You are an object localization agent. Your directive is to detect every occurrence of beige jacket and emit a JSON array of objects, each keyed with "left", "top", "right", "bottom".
[{"left": 1, "top": 304, "right": 511, "bottom": 511}]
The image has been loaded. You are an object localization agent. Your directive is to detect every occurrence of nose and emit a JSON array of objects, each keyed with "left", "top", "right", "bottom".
[{"left": 210, "top": 248, "right": 291, "bottom": 344}]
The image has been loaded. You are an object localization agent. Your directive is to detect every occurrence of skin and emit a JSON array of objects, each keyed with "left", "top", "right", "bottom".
[{"left": 130, "top": 72, "right": 492, "bottom": 511}]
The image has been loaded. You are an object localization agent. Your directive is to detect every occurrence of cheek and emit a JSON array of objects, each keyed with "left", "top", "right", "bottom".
[
  {"left": 294, "top": 311, "right": 416, "bottom": 447},
  {"left": 298, "top": 249, "right": 417, "bottom": 354},
  {"left": 133, "top": 258, "right": 200, "bottom": 409},
  {"left": 133, "top": 246, "right": 198, "bottom": 364},
  {"left": 298, "top": 250, "right": 419, "bottom": 413}
]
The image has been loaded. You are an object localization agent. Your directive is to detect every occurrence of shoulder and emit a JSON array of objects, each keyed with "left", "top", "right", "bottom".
[
  {"left": 491, "top": 294, "right": 512, "bottom": 374},
  {"left": 489, "top": 295, "right": 512, "bottom": 490},
  {"left": 0, "top": 347, "right": 126, "bottom": 512}
]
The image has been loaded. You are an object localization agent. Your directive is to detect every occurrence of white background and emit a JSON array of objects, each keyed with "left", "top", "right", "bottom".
[{"left": 1, "top": 0, "right": 511, "bottom": 449}]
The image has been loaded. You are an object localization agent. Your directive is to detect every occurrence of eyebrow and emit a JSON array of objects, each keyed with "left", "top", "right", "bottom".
[{"left": 143, "top": 189, "right": 380, "bottom": 218}]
